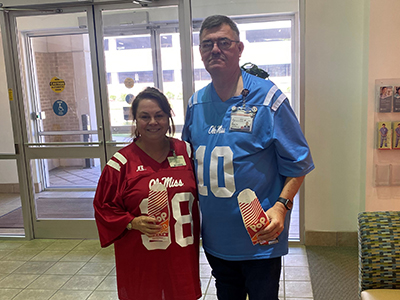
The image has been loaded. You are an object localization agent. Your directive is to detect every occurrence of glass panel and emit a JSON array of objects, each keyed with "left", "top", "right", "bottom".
[
  {"left": 102, "top": 5, "right": 182, "bottom": 140},
  {"left": 16, "top": 14, "right": 99, "bottom": 147},
  {"left": 193, "top": 19, "right": 292, "bottom": 103},
  {"left": 9, "top": 11, "right": 106, "bottom": 230},
  {"left": 239, "top": 20, "right": 292, "bottom": 102},
  {"left": 160, "top": 32, "right": 184, "bottom": 136},
  {"left": 289, "top": 193, "right": 300, "bottom": 241},
  {"left": 39, "top": 158, "right": 101, "bottom": 189},
  {"left": 104, "top": 32, "right": 153, "bottom": 143},
  {"left": 0, "top": 160, "right": 24, "bottom": 236},
  {"left": 193, "top": 30, "right": 209, "bottom": 91},
  {"left": 32, "top": 158, "right": 98, "bottom": 219}
]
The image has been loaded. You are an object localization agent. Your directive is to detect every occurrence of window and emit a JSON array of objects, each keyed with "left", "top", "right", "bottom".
[
  {"left": 161, "top": 35, "right": 173, "bottom": 48},
  {"left": 193, "top": 19, "right": 294, "bottom": 103},
  {"left": 163, "top": 70, "right": 175, "bottom": 82},
  {"left": 259, "top": 64, "right": 291, "bottom": 77},
  {"left": 194, "top": 69, "right": 211, "bottom": 81},
  {"left": 193, "top": 32, "right": 200, "bottom": 46},
  {"left": 118, "top": 71, "right": 153, "bottom": 83},
  {"left": 116, "top": 36, "right": 151, "bottom": 50},
  {"left": 245, "top": 28, "right": 290, "bottom": 43}
]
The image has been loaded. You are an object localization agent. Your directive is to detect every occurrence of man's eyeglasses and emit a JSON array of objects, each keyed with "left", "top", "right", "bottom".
[{"left": 199, "top": 38, "right": 240, "bottom": 52}]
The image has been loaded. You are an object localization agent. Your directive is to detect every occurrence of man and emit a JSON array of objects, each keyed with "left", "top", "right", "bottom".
[{"left": 182, "top": 15, "right": 314, "bottom": 300}]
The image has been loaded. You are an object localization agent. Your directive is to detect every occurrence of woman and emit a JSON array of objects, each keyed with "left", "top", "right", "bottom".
[{"left": 93, "top": 87, "right": 201, "bottom": 300}]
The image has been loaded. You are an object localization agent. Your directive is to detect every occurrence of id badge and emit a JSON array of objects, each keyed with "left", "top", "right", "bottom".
[
  {"left": 230, "top": 109, "right": 254, "bottom": 132},
  {"left": 168, "top": 155, "right": 186, "bottom": 167}
]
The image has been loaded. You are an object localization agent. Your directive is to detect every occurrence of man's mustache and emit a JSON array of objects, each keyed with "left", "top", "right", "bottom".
[{"left": 208, "top": 53, "right": 224, "bottom": 62}]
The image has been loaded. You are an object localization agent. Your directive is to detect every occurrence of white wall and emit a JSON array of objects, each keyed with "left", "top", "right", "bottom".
[
  {"left": 303, "top": 0, "right": 368, "bottom": 232},
  {"left": 365, "top": 0, "right": 400, "bottom": 211},
  {"left": 303, "top": 0, "right": 400, "bottom": 234}
]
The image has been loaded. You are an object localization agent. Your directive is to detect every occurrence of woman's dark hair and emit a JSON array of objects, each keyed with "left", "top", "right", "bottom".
[
  {"left": 199, "top": 15, "right": 240, "bottom": 40},
  {"left": 131, "top": 87, "right": 175, "bottom": 137}
]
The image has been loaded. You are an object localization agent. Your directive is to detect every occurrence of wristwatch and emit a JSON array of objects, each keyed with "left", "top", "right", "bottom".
[
  {"left": 126, "top": 222, "right": 133, "bottom": 230},
  {"left": 276, "top": 197, "right": 293, "bottom": 210}
]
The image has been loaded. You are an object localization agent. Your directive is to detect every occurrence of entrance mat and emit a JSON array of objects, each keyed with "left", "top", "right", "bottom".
[
  {"left": 0, "top": 198, "right": 94, "bottom": 228},
  {"left": 0, "top": 207, "right": 23, "bottom": 228},
  {"left": 35, "top": 197, "right": 95, "bottom": 219}
]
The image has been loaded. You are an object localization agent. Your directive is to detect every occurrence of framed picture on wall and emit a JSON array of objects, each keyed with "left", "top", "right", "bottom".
[
  {"left": 393, "top": 121, "right": 400, "bottom": 150},
  {"left": 394, "top": 86, "right": 400, "bottom": 112},
  {"left": 377, "top": 121, "right": 392, "bottom": 149},
  {"left": 378, "top": 86, "right": 393, "bottom": 112}
]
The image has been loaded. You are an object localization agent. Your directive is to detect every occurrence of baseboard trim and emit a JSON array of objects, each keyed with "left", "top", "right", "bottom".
[{"left": 305, "top": 231, "right": 357, "bottom": 247}]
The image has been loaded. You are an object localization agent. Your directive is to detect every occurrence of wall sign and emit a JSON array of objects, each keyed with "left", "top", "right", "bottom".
[
  {"left": 124, "top": 77, "right": 134, "bottom": 89},
  {"left": 8, "top": 89, "right": 13, "bottom": 101},
  {"left": 53, "top": 100, "right": 68, "bottom": 116},
  {"left": 49, "top": 77, "right": 65, "bottom": 93}
]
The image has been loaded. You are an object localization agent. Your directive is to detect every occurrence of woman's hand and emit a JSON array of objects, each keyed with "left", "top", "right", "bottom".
[{"left": 130, "top": 216, "right": 161, "bottom": 237}]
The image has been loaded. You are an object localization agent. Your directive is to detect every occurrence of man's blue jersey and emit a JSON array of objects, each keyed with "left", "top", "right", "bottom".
[{"left": 182, "top": 70, "right": 314, "bottom": 261}]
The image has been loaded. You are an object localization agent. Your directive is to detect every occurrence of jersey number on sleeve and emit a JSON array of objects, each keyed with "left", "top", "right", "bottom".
[
  {"left": 139, "top": 192, "right": 195, "bottom": 250},
  {"left": 196, "top": 145, "right": 236, "bottom": 198}
]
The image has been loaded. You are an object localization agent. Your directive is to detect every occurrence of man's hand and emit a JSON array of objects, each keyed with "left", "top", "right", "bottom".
[
  {"left": 130, "top": 216, "right": 162, "bottom": 237},
  {"left": 257, "top": 203, "right": 287, "bottom": 243}
]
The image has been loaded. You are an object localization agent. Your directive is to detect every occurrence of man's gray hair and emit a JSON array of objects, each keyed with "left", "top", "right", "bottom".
[{"left": 199, "top": 15, "right": 240, "bottom": 39}]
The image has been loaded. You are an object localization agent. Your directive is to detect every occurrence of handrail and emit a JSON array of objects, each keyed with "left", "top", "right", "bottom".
[
  {"left": 38, "top": 130, "right": 98, "bottom": 136},
  {"left": 25, "top": 141, "right": 102, "bottom": 146},
  {"left": 106, "top": 141, "right": 131, "bottom": 145}
]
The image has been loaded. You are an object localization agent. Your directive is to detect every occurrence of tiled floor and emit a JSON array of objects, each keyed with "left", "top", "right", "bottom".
[
  {"left": 0, "top": 238, "right": 313, "bottom": 300},
  {"left": 0, "top": 165, "right": 310, "bottom": 299}
]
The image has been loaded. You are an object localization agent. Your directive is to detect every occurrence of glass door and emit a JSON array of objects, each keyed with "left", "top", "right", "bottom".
[
  {"left": 2, "top": 6, "right": 106, "bottom": 238},
  {"left": 94, "top": 1, "right": 192, "bottom": 151},
  {"left": 0, "top": 0, "right": 193, "bottom": 239}
]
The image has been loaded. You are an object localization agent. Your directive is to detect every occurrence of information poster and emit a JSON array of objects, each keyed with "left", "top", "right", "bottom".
[
  {"left": 393, "top": 121, "right": 400, "bottom": 150},
  {"left": 379, "top": 86, "right": 393, "bottom": 112},
  {"left": 394, "top": 86, "right": 400, "bottom": 112},
  {"left": 377, "top": 121, "right": 392, "bottom": 149}
]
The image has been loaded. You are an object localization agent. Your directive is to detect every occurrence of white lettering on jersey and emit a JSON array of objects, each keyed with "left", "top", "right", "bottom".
[
  {"left": 140, "top": 192, "right": 195, "bottom": 250},
  {"left": 149, "top": 177, "right": 184, "bottom": 189},
  {"left": 208, "top": 125, "right": 226, "bottom": 134},
  {"left": 196, "top": 145, "right": 236, "bottom": 197},
  {"left": 136, "top": 165, "right": 146, "bottom": 172}
]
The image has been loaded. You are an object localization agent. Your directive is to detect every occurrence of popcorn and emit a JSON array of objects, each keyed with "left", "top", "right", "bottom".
[
  {"left": 148, "top": 183, "right": 169, "bottom": 242},
  {"left": 238, "top": 189, "right": 278, "bottom": 245}
]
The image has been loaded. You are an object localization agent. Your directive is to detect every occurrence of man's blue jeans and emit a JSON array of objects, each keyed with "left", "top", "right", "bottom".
[{"left": 205, "top": 251, "right": 282, "bottom": 300}]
